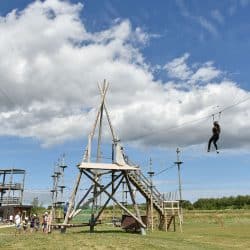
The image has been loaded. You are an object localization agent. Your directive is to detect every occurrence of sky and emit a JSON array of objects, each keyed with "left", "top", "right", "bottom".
[{"left": 0, "top": 0, "right": 250, "bottom": 205}]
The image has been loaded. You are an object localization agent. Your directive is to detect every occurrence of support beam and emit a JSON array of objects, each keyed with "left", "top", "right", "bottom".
[
  {"left": 63, "top": 170, "right": 83, "bottom": 225},
  {"left": 124, "top": 172, "right": 146, "bottom": 235},
  {"left": 98, "top": 82, "right": 116, "bottom": 141},
  {"left": 81, "top": 83, "right": 109, "bottom": 163},
  {"left": 93, "top": 174, "right": 124, "bottom": 224},
  {"left": 82, "top": 170, "right": 146, "bottom": 229},
  {"left": 69, "top": 185, "right": 94, "bottom": 219}
]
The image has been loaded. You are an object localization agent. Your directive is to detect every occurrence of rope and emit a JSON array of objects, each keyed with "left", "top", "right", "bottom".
[
  {"left": 213, "top": 95, "right": 250, "bottom": 116},
  {"left": 154, "top": 164, "right": 175, "bottom": 176}
]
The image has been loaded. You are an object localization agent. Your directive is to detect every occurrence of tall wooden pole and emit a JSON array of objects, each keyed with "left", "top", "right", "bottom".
[
  {"left": 174, "top": 148, "right": 183, "bottom": 229},
  {"left": 147, "top": 158, "right": 154, "bottom": 231}
]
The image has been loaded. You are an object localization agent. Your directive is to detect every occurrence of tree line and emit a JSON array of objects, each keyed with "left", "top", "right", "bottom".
[{"left": 182, "top": 195, "right": 250, "bottom": 210}]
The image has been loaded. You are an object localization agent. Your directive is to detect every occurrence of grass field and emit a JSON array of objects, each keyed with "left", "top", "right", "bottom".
[{"left": 1, "top": 209, "right": 250, "bottom": 250}]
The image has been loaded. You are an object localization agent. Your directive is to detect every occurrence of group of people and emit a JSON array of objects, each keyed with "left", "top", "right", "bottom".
[{"left": 13, "top": 211, "right": 52, "bottom": 234}]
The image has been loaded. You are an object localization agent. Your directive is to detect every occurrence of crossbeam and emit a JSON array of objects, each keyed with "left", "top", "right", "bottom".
[
  {"left": 82, "top": 170, "right": 146, "bottom": 230},
  {"left": 78, "top": 162, "right": 138, "bottom": 171}
]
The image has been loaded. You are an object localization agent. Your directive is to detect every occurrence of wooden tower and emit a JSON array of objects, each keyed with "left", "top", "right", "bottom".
[{"left": 62, "top": 80, "right": 146, "bottom": 235}]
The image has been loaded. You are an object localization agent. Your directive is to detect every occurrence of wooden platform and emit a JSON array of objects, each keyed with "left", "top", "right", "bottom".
[{"left": 78, "top": 162, "right": 138, "bottom": 171}]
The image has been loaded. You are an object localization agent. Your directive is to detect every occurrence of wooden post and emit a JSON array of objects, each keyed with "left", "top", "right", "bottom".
[
  {"left": 147, "top": 158, "right": 154, "bottom": 231},
  {"left": 174, "top": 148, "right": 183, "bottom": 231},
  {"left": 63, "top": 170, "right": 82, "bottom": 226},
  {"left": 146, "top": 198, "right": 150, "bottom": 228},
  {"left": 98, "top": 82, "right": 116, "bottom": 141},
  {"left": 124, "top": 173, "right": 146, "bottom": 235},
  {"left": 90, "top": 172, "right": 98, "bottom": 233},
  {"left": 20, "top": 170, "right": 25, "bottom": 205}
]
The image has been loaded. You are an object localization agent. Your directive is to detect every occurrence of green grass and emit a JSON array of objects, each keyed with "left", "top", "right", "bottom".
[{"left": 1, "top": 210, "right": 250, "bottom": 250}]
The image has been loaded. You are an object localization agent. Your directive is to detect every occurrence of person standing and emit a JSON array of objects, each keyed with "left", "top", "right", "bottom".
[
  {"left": 42, "top": 212, "right": 48, "bottom": 233},
  {"left": 47, "top": 211, "right": 53, "bottom": 233},
  {"left": 30, "top": 214, "right": 35, "bottom": 232},
  {"left": 63, "top": 202, "right": 69, "bottom": 219},
  {"left": 9, "top": 214, "right": 14, "bottom": 224},
  {"left": 35, "top": 215, "right": 40, "bottom": 231},
  {"left": 14, "top": 212, "right": 22, "bottom": 235},
  {"left": 23, "top": 217, "right": 28, "bottom": 233}
]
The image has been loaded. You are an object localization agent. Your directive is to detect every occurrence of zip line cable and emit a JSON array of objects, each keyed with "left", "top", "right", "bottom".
[
  {"left": 214, "top": 95, "right": 250, "bottom": 115},
  {"left": 132, "top": 94, "right": 250, "bottom": 141},
  {"left": 164, "top": 95, "right": 250, "bottom": 132},
  {"left": 154, "top": 164, "right": 175, "bottom": 176},
  {"left": 87, "top": 95, "right": 250, "bottom": 177}
]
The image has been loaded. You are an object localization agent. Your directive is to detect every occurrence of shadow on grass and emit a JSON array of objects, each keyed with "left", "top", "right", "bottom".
[{"left": 73, "top": 229, "right": 140, "bottom": 235}]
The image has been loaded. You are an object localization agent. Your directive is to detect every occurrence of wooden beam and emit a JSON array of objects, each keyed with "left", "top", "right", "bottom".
[
  {"left": 124, "top": 172, "right": 146, "bottom": 235},
  {"left": 78, "top": 162, "right": 138, "bottom": 171},
  {"left": 93, "top": 174, "right": 124, "bottom": 224},
  {"left": 63, "top": 170, "right": 82, "bottom": 225},
  {"left": 69, "top": 185, "right": 94, "bottom": 219},
  {"left": 98, "top": 81, "right": 116, "bottom": 141},
  {"left": 82, "top": 170, "right": 146, "bottom": 229}
]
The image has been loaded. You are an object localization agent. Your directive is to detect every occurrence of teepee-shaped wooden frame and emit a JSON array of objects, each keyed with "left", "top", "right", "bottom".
[{"left": 62, "top": 80, "right": 146, "bottom": 235}]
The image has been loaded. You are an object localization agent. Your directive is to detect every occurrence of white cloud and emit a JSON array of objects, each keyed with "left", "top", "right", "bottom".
[
  {"left": 164, "top": 54, "right": 221, "bottom": 86},
  {"left": 164, "top": 53, "right": 192, "bottom": 81},
  {"left": 176, "top": 1, "right": 219, "bottom": 36},
  {"left": 211, "top": 9, "right": 224, "bottom": 24},
  {"left": 190, "top": 64, "right": 221, "bottom": 83},
  {"left": 198, "top": 16, "right": 218, "bottom": 36},
  {"left": 0, "top": 0, "right": 250, "bottom": 152}
]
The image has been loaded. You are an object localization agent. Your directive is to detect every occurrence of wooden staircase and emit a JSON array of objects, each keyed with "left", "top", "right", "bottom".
[
  {"left": 127, "top": 170, "right": 181, "bottom": 231},
  {"left": 128, "top": 170, "right": 164, "bottom": 216}
]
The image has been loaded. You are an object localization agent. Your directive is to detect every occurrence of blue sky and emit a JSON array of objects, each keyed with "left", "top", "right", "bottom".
[{"left": 0, "top": 0, "right": 250, "bottom": 205}]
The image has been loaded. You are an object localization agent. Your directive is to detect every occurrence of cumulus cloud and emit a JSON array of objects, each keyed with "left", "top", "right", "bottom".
[
  {"left": 164, "top": 53, "right": 192, "bottom": 81},
  {"left": 164, "top": 54, "right": 221, "bottom": 86},
  {"left": 0, "top": 0, "right": 250, "bottom": 151}
]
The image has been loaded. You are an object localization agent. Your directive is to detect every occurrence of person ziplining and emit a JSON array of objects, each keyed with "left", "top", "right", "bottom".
[{"left": 207, "top": 121, "right": 221, "bottom": 153}]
